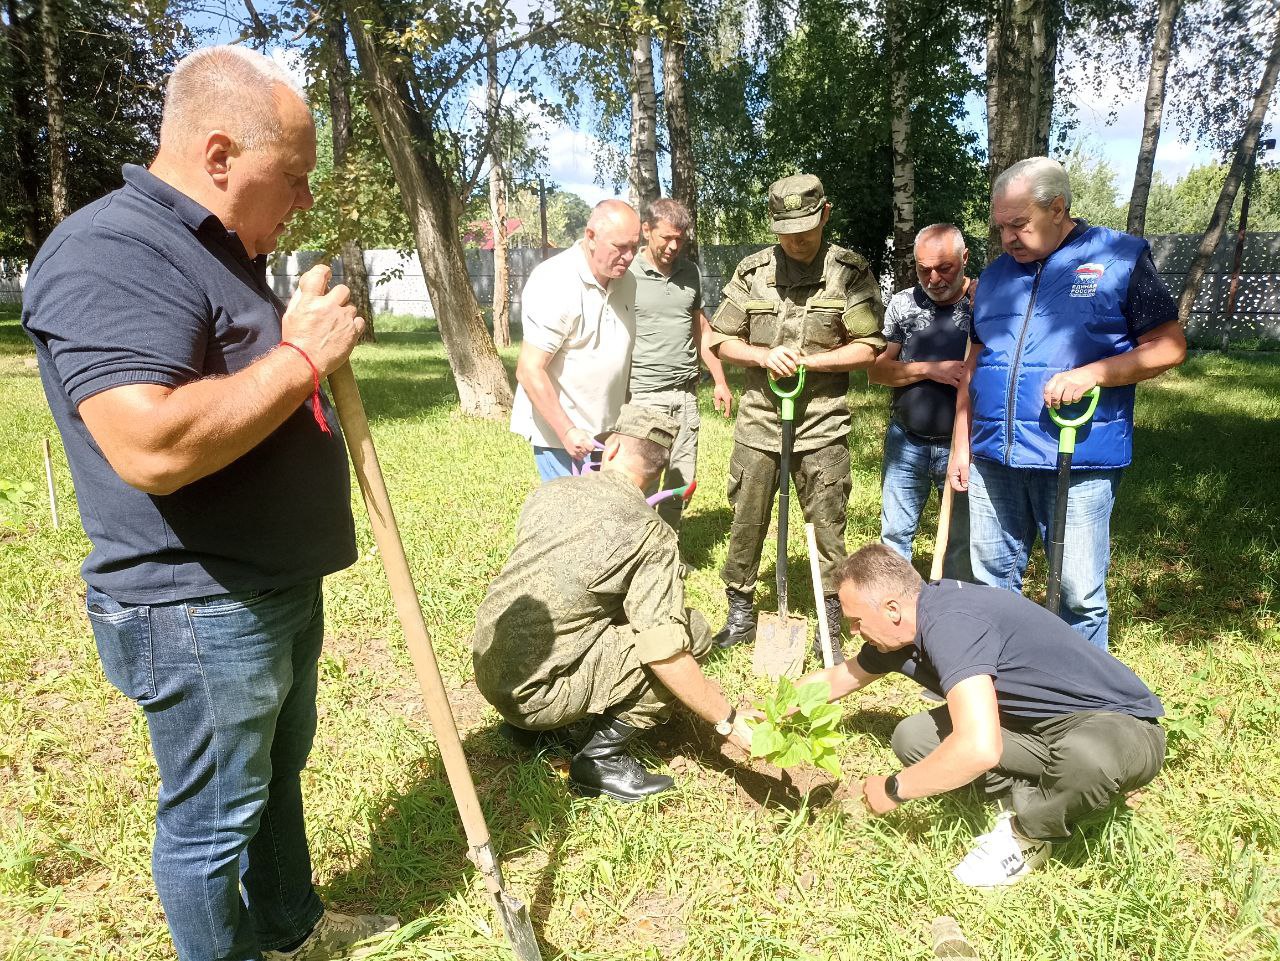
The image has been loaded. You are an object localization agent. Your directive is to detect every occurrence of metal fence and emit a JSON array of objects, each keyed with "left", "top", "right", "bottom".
[{"left": 7, "top": 234, "right": 1280, "bottom": 347}]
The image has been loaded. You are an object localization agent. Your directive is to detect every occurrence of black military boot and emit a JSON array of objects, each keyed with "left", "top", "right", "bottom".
[
  {"left": 498, "top": 718, "right": 591, "bottom": 753},
  {"left": 713, "top": 588, "right": 757, "bottom": 649},
  {"left": 568, "top": 716, "right": 674, "bottom": 802},
  {"left": 812, "top": 594, "right": 847, "bottom": 665}
]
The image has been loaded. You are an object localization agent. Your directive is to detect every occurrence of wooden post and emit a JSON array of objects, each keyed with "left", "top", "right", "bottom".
[{"left": 42, "top": 437, "right": 59, "bottom": 529}]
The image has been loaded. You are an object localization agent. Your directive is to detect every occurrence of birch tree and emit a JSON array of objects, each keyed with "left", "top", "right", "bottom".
[
  {"left": 1128, "top": 0, "right": 1184, "bottom": 236},
  {"left": 627, "top": 24, "right": 660, "bottom": 209},
  {"left": 661, "top": 1, "right": 697, "bottom": 252},
  {"left": 486, "top": 32, "right": 512, "bottom": 348},
  {"left": 1178, "top": 4, "right": 1280, "bottom": 323}
]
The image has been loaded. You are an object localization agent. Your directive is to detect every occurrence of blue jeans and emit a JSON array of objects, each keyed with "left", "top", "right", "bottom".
[
  {"left": 967, "top": 458, "right": 1122, "bottom": 650},
  {"left": 880, "top": 421, "right": 972, "bottom": 581},
  {"left": 86, "top": 580, "right": 327, "bottom": 961},
  {"left": 532, "top": 445, "right": 575, "bottom": 482}
]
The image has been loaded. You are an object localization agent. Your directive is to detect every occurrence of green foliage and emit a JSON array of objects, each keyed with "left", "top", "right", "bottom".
[
  {"left": 749, "top": 677, "right": 846, "bottom": 778},
  {"left": 0, "top": 0, "right": 191, "bottom": 261},
  {"left": 277, "top": 113, "right": 413, "bottom": 254},
  {"left": 687, "top": 0, "right": 986, "bottom": 266},
  {"left": 0, "top": 477, "right": 37, "bottom": 528},
  {"left": 1063, "top": 145, "right": 1127, "bottom": 231}
]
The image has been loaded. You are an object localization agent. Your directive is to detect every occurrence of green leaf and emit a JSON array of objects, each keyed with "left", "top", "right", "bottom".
[
  {"left": 793, "top": 680, "right": 830, "bottom": 717},
  {"left": 807, "top": 703, "right": 843, "bottom": 730},
  {"left": 814, "top": 752, "right": 843, "bottom": 779},
  {"left": 773, "top": 736, "right": 812, "bottom": 769},
  {"left": 749, "top": 722, "right": 785, "bottom": 758}
]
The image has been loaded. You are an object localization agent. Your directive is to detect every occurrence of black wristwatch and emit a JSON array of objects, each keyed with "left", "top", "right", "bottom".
[{"left": 884, "top": 772, "right": 907, "bottom": 805}]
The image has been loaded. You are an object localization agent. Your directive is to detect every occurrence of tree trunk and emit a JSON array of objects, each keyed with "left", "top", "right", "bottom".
[
  {"left": 985, "top": 0, "right": 1061, "bottom": 259},
  {"left": 324, "top": 7, "right": 375, "bottom": 341},
  {"left": 627, "top": 27, "right": 660, "bottom": 211},
  {"left": 344, "top": 5, "right": 513, "bottom": 419},
  {"left": 1128, "top": 0, "right": 1182, "bottom": 236},
  {"left": 1177, "top": 9, "right": 1280, "bottom": 326},
  {"left": 5, "top": 0, "right": 44, "bottom": 258},
  {"left": 39, "top": 0, "right": 68, "bottom": 225},
  {"left": 886, "top": 0, "right": 916, "bottom": 291},
  {"left": 662, "top": 5, "right": 698, "bottom": 258},
  {"left": 487, "top": 32, "right": 511, "bottom": 348}
]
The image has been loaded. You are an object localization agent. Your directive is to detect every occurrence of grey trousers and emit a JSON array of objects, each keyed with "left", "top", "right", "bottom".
[
  {"left": 631, "top": 384, "right": 701, "bottom": 531},
  {"left": 892, "top": 706, "right": 1167, "bottom": 841}
]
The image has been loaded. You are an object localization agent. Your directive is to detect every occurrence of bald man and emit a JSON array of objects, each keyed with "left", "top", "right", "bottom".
[
  {"left": 23, "top": 47, "right": 398, "bottom": 961},
  {"left": 512, "top": 199, "right": 641, "bottom": 480}
]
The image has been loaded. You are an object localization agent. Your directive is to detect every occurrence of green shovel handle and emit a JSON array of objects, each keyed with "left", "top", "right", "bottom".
[
  {"left": 769, "top": 365, "right": 807, "bottom": 422},
  {"left": 1047, "top": 386, "right": 1100, "bottom": 455}
]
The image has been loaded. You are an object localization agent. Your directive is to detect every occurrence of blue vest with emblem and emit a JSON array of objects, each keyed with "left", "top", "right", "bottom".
[{"left": 970, "top": 225, "right": 1147, "bottom": 470}]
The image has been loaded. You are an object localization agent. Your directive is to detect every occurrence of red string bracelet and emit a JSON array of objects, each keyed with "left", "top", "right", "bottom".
[{"left": 279, "top": 341, "right": 332, "bottom": 435}]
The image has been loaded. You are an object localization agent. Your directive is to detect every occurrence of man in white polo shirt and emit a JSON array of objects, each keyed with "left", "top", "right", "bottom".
[{"left": 512, "top": 199, "right": 642, "bottom": 480}]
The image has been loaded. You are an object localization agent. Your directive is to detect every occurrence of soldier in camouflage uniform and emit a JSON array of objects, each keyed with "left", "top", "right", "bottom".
[
  {"left": 472, "top": 405, "right": 755, "bottom": 803},
  {"left": 708, "top": 174, "right": 887, "bottom": 664}
]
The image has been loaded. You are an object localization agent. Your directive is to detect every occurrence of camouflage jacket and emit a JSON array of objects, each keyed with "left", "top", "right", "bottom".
[
  {"left": 470, "top": 470, "right": 693, "bottom": 720},
  {"left": 708, "top": 242, "right": 886, "bottom": 452}
]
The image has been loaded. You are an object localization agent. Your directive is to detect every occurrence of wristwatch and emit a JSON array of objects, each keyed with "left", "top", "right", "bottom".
[
  {"left": 714, "top": 707, "right": 738, "bottom": 737},
  {"left": 884, "top": 772, "right": 907, "bottom": 805}
]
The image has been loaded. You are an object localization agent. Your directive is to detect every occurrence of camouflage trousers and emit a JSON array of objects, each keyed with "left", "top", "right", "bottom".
[
  {"left": 513, "top": 610, "right": 714, "bottom": 732},
  {"left": 630, "top": 383, "right": 701, "bottom": 532},
  {"left": 721, "top": 440, "right": 852, "bottom": 597}
]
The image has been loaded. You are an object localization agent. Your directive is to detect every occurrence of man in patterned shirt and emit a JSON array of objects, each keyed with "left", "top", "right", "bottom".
[{"left": 869, "top": 223, "right": 974, "bottom": 581}]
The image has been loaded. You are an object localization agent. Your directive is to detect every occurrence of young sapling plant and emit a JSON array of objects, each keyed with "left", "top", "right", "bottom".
[{"left": 748, "top": 676, "right": 846, "bottom": 778}]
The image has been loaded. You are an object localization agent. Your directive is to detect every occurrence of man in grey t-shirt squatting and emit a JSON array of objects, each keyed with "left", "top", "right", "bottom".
[{"left": 627, "top": 198, "right": 733, "bottom": 532}]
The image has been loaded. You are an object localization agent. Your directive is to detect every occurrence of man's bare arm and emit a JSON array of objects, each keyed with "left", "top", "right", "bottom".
[
  {"left": 79, "top": 265, "right": 363, "bottom": 496},
  {"left": 694, "top": 309, "right": 733, "bottom": 416},
  {"left": 946, "top": 347, "right": 981, "bottom": 492},
  {"left": 893, "top": 675, "right": 1003, "bottom": 799},
  {"left": 514, "top": 341, "right": 594, "bottom": 458},
  {"left": 796, "top": 654, "right": 884, "bottom": 701},
  {"left": 869, "top": 342, "right": 965, "bottom": 388},
  {"left": 1043, "top": 320, "right": 1187, "bottom": 407},
  {"left": 798, "top": 341, "right": 878, "bottom": 373}
]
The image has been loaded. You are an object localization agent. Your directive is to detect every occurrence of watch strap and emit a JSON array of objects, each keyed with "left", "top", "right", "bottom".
[{"left": 884, "top": 772, "right": 906, "bottom": 804}]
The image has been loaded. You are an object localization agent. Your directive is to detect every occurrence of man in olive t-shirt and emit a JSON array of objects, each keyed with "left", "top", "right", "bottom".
[{"left": 627, "top": 197, "right": 732, "bottom": 533}]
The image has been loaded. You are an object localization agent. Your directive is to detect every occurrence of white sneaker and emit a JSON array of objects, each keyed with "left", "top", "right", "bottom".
[
  {"left": 262, "top": 909, "right": 401, "bottom": 960},
  {"left": 952, "top": 811, "right": 1051, "bottom": 888}
]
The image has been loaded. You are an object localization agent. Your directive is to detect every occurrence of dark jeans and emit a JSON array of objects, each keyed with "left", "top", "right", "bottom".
[
  {"left": 87, "top": 580, "right": 327, "bottom": 961},
  {"left": 892, "top": 706, "right": 1166, "bottom": 841}
]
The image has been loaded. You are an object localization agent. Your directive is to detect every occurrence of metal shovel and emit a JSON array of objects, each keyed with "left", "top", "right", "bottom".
[
  {"left": 752, "top": 366, "right": 808, "bottom": 680},
  {"left": 328, "top": 363, "right": 542, "bottom": 961},
  {"left": 1044, "top": 386, "right": 1100, "bottom": 615}
]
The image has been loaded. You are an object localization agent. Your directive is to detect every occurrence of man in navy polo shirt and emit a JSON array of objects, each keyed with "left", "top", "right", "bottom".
[
  {"left": 23, "top": 47, "right": 395, "bottom": 961},
  {"left": 799, "top": 544, "right": 1165, "bottom": 888},
  {"left": 948, "top": 157, "right": 1186, "bottom": 650}
]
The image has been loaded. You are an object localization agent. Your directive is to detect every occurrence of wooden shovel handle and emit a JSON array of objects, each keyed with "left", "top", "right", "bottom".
[
  {"left": 929, "top": 482, "right": 954, "bottom": 582},
  {"left": 327, "top": 363, "right": 494, "bottom": 851}
]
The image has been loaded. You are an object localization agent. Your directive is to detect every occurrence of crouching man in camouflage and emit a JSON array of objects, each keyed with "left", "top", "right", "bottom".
[
  {"left": 471, "top": 406, "right": 754, "bottom": 803},
  {"left": 708, "top": 173, "right": 886, "bottom": 664}
]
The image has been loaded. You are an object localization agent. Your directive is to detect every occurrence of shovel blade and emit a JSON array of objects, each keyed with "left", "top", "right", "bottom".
[
  {"left": 752, "top": 612, "right": 808, "bottom": 680},
  {"left": 490, "top": 890, "right": 542, "bottom": 961}
]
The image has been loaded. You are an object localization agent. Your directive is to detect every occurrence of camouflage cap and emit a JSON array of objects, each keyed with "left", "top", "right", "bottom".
[
  {"left": 768, "top": 173, "right": 827, "bottom": 235},
  {"left": 596, "top": 404, "right": 680, "bottom": 451}
]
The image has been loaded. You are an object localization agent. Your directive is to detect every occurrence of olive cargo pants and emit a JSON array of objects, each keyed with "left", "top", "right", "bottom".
[
  {"left": 892, "top": 706, "right": 1167, "bottom": 841},
  {"left": 721, "top": 440, "right": 852, "bottom": 597}
]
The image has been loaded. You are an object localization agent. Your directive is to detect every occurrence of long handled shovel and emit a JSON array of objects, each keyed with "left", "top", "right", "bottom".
[
  {"left": 327, "top": 363, "right": 542, "bottom": 961},
  {"left": 752, "top": 367, "right": 808, "bottom": 680},
  {"left": 805, "top": 523, "right": 834, "bottom": 668},
  {"left": 1044, "top": 386, "right": 1101, "bottom": 615},
  {"left": 929, "top": 482, "right": 955, "bottom": 582}
]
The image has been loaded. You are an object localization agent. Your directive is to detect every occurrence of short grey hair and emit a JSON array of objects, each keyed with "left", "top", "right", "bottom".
[
  {"left": 913, "top": 223, "right": 966, "bottom": 256},
  {"left": 643, "top": 197, "right": 693, "bottom": 233},
  {"left": 839, "top": 543, "right": 923, "bottom": 602},
  {"left": 992, "top": 156, "right": 1072, "bottom": 212},
  {"left": 161, "top": 46, "right": 306, "bottom": 150}
]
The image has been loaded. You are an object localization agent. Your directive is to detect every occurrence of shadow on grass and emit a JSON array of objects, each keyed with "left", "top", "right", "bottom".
[
  {"left": 0, "top": 314, "right": 33, "bottom": 359},
  {"left": 679, "top": 506, "right": 732, "bottom": 569},
  {"left": 321, "top": 743, "right": 572, "bottom": 959},
  {"left": 1110, "top": 370, "right": 1280, "bottom": 645}
]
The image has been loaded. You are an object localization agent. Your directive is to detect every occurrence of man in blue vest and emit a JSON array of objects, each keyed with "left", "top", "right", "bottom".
[{"left": 948, "top": 157, "right": 1186, "bottom": 650}]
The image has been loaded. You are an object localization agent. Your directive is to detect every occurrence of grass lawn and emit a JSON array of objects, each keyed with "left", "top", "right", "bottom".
[{"left": 1, "top": 304, "right": 1278, "bottom": 960}]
